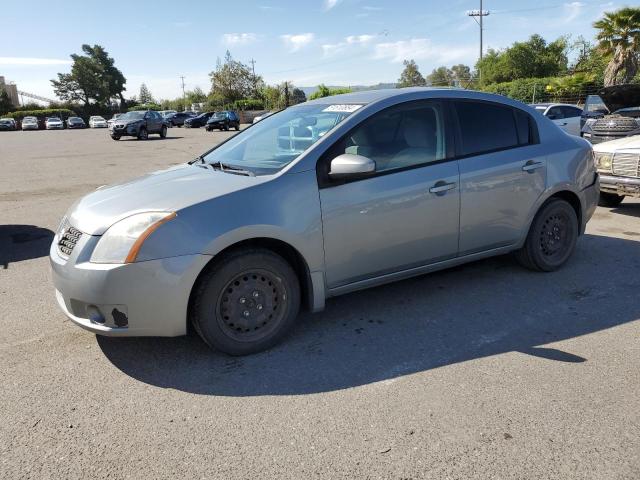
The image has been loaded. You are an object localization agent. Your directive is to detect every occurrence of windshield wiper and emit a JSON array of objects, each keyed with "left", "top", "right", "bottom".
[
  {"left": 209, "top": 161, "right": 255, "bottom": 177},
  {"left": 189, "top": 155, "right": 206, "bottom": 165}
]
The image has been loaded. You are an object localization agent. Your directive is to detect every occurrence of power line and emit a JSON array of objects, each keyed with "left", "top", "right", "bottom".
[{"left": 180, "top": 76, "right": 186, "bottom": 110}]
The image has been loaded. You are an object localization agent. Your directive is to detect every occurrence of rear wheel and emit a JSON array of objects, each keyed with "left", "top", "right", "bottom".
[
  {"left": 137, "top": 127, "right": 148, "bottom": 140},
  {"left": 598, "top": 192, "right": 624, "bottom": 208},
  {"left": 159, "top": 125, "right": 167, "bottom": 139},
  {"left": 515, "top": 198, "right": 578, "bottom": 272},
  {"left": 191, "top": 249, "right": 300, "bottom": 355},
  {"left": 235, "top": 124, "right": 240, "bottom": 131}
]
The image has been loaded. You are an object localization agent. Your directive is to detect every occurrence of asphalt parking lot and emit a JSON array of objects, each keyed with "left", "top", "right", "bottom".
[{"left": 1, "top": 127, "right": 639, "bottom": 479}]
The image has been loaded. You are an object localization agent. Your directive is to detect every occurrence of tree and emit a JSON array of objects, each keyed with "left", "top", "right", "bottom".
[
  {"left": 291, "top": 88, "right": 307, "bottom": 104},
  {"left": 451, "top": 64, "right": 472, "bottom": 85},
  {"left": 0, "top": 90, "right": 14, "bottom": 115},
  {"left": 594, "top": 7, "right": 640, "bottom": 86},
  {"left": 476, "top": 35, "right": 568, "bottom": 84},
  {"left": 138, "top": 83, "right": 154, "bottom": 104},
  {"left": 308, "top": 84, "right": 351, "bottom": 100},
  {"left": 51, "top": 44, "right": 127, "bottom": 108},
  {"left": 397, "top": 60, "right": 426, "bottom": 87},
  {"left": 209, "top": 51, "right": 263, "bottom": 104},
  {"left": 186, "top": 87, "right": 207, "bottom": 105},
  {"left": 427, "top": 66, "right": 453, "bottom": 86}
]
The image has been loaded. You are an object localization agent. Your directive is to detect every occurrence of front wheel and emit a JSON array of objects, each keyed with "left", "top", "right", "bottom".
[
  {"left": 159, "top": 125, "right": 167, "bottom": 138},
  {"left": 515, "top": 198, "right": 578, "bottom": 272},
  {"left": 598, "top": 192, "right": 624, "bottom": 208},
  {"left": 111, "top": 135, "right": 120, "bottom": 141},
  {"left": 191, "top": 249, "right": 301, "bottom": 355},
  {"left": 137, "top": 127, "right": 148, "bottom": 140},
  {"left": 235, "top": 125, "right": 240, "bottom": 131}
]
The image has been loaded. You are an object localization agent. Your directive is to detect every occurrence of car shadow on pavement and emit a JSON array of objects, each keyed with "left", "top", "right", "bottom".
[
  {"left": 610, "top": 202, "right": 640, "bottom": 219},
  {"left": 0, "top": 225, "right": 54, "bottom": 269},
  {"left": 98, "top": 233, "right": 640, "bottom": 396},
  {"left": 117, "top": 137, "right": 184, "bottom": 141}
]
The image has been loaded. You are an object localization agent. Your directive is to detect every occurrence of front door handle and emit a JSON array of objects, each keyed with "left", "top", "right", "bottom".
[
  {"left": 429, "top": 181, "right": 457, "bottom": 194},
  {"left": 522, "top": 161, "right": 544, "bottom": 173}
]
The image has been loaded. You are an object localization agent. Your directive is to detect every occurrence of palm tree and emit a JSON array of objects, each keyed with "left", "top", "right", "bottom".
[{"left": 593, "top": 7, "right": 640, "bottom": 86}]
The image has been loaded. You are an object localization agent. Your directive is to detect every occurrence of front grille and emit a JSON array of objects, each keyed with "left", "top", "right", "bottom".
[
  {"left": 592, "top": 116, "right": 638, "bottom": 133},
  {"left": 58, "top": 225, "right": 82, "bottom": 256},
  {"left": 612, "top": 152, "right": 640, "bottom": 178}
]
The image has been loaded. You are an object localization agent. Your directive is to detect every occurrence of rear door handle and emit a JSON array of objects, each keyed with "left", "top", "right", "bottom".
[
  {"left": 429, "top": 182, "right": 457, "bottom": 194},
  {"left": 522, "top": 161, "right": 544, "bottom": 172}
]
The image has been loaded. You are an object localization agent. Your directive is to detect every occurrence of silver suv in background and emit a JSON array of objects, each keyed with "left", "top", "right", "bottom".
[{"left": 51, "top": 88, "right": 598, "bottom": 355}]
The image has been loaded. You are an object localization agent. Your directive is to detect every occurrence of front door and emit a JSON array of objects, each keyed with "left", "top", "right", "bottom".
[{"left": 319, "top": 100, "right": 460, "bottom": 288}]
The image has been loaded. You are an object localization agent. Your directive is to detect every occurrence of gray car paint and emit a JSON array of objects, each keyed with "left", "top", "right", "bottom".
[{"left": 51, "top": 87, "right": 599, "bottom": 337}]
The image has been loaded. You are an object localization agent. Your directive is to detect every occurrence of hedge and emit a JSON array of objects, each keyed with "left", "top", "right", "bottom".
[
  {"left": 480, "top": 77, "right": 555, "bottom": 104},
  {"left": 4, "top": 108, "right": 76, "bottom": 120},
  {"left": 128, "top": 103, "right": 162, "bottom": 112}
]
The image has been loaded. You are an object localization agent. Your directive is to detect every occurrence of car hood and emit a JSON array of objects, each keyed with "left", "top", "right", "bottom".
[
  {"left": 592, "top": 134, "right": 640, "bottom": 153},
  {"left": 599, "top": 84, "right": 640, "bottom": 113},
  {"left": 68, "top": 163, "right": 269, "bottom": 235},
  {"left": 114, "top": 119, "right": 142, "bottom": 126}
]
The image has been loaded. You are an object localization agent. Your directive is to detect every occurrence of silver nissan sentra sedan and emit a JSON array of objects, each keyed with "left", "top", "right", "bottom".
[{"left": 51, "top": 88, "right": 599, "bottom": 355}]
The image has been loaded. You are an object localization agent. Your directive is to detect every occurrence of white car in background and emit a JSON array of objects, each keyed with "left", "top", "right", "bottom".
[
  {"left": 592, "top": 134, "right": 640, "bottom": 207},
  {"left": 21, "top": 116, "right": 39, "bottom": 130},
  {"left": 252, "top": 111, "right": 276, "bottom": 123},
  {"left": 45, "top": 117, "right": 64, "bottom": 130},
  {"left": 107, "top": 113, "right": 123, "bottom": 129},
  {"left": 530, "top": 103, "right": 583, "bottom": 136},
  {"left": 89, "top": 116, "right": 108, "bottom": 128}
]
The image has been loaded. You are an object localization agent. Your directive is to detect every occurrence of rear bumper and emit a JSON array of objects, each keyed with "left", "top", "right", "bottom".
[
  {"left": 50, "top": 233, "right": 211, "bottom": 337},
  {"left": 599, "top": 174, "right": 640, "bottom": 197},
  {"left": 580, "top": 175, "right": 600, "bottom": 233}
]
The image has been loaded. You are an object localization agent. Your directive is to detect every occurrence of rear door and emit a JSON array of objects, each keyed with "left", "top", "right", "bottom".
[
  {"left": 547, "top": 106, "right": 571, "bottom": 134},
  {"left": 453, "top": 100, "right": 546, "bottom": 255},
  {"left": 559, "top": 106, "right": 583, "bottom": 136}
]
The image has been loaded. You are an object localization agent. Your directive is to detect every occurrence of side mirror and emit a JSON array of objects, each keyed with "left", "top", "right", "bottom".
[{"left": 329, "top": 154, "right": 376, "bottom": 179}]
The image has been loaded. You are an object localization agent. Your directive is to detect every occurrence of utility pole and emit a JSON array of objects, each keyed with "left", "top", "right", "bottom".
[
  {"left": 284, "top": 82, "right": 289, "bottom": 108},
  {"left": 249, "top": 58, "right": 257, "bottom": 94},
  {"left": 180, "top": 76, "right": 186, "bottom": 111},
  {"left": 467, "top": 1, "right": 490, "bottom": 83}
]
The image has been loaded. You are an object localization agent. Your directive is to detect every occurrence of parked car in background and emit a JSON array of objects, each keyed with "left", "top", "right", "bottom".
[
  {"left": 592, "top": 135, "right": 640, "bottom": 207},
  {"left": 0, "top": 118, "right": 16, "bottom": 130},
  {"left": 89, "top": 116, "right": 108, "bottom": 128},
  {"left": 110, "top": 110, "right": 168, "bottom": 140},
  {"left": 21, "top": 116, "right": 39, "bottom": 130},
  {"left": 51, "top": 88, "right": 598, "bottom": 355},
  {"left": 159, "top": 110, "right": 177, "bottom": 119},
  {"left": 582, "top": 84, "right": 640, "bottom": 144},
  {"left": 205, "top": 110, "right": 240, "bottom": 131},
  {"left": 531, "top": 103, "right": 583, "bottom": 136},
  {"left": 184, "top": 111, "right": 215, "bottom": 128},
  {"left": 252, "top": 111, "right": 276, "bottom": 123},
  {"left": 166, "top": 111, "right": 196, "bottom": 127},
  {"left": 45, "top": 117, "right": 64, "bottom": 130},
  {"left": 66, "top": 117, "right": 86, "bottom": 129},
  {"left": 107, "top": 113, "right": 123, "bottom": 129}
]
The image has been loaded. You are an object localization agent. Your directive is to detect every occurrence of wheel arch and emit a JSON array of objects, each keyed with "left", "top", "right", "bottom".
[{"left": 188, "top": 237, "right": 316, "bottom": 324}]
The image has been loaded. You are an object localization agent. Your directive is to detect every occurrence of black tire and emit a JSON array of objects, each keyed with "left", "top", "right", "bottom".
[
  {"left": 137, "top": 127, "right": 148, "bottom": 140},
  {"left": 224, "top": 124, "right": 229, "bottom": 131},
  {"left": 515, "top": 198, "right": 578, "bottom": 272},
  {"left": 191, "top": 249, "right": 301, "bottom": 355},
  {"left": 598, "top": 192, "right": 624, "bottom": 208},
  {"left": 159, "top": 125, "right": 167, "bottom": 139},
  {"left": 111, "top": 135, "right": 120, "bottom": 141},
  {"left": 234, "top": 125, "right": 240, "bottom": 131}
]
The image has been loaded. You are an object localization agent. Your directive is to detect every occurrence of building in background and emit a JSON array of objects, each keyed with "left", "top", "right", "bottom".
[{"left": 0, "top": 76, "right": 20, "bottom": 107}]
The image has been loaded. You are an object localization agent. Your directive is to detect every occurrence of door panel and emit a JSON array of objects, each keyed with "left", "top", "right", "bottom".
[
  {"left": 320, "top": 162, "right": 460, "bottom": 288},
  {"left": 458, "top": 147, "right": 546, "bottom": 254}
]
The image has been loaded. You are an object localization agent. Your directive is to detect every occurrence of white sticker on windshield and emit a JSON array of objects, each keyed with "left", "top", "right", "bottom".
[{"left": 322, "top": 104, "right": 363, "bottom": 113}]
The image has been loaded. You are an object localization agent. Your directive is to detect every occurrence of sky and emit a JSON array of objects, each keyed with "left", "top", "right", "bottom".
[{"left": 0, "top": 0, "right": 624, "bottom": 103}]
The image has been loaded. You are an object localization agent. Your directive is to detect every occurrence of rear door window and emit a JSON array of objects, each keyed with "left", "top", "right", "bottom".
[{"left": 454, "top": 101, "right": 519, "bottom": 156}]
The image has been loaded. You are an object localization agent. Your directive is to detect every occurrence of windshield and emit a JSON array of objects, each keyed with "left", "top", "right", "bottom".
[
  {"left": 584, "top": 95, "right": 608, "bottom": 113},
  {"left": 120, "top": 111, "right": 145, "bottom": 120},
  {"left": 202, "top": 103, "right": 362, "bottom": 174}
]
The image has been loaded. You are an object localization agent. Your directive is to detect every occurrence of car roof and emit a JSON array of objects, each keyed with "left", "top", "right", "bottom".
[{"left": 302, "top": 87, "right": 546, "bottom": 111}]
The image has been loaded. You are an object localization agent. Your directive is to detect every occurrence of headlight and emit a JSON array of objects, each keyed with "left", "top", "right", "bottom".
[
  {"left": 90, "top": 212, "right": 176, "bottom": 264},
  {"left": 594, "top": 152, "right": 613, "bottom": 172},
  {"left": 585, "top": 118, "right": 597, "bottom": 127}
]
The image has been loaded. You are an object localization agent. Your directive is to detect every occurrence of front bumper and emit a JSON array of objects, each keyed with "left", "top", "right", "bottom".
[
  {"left": 599, "top": 174, "right": 640, "bottom": 197},
  {"left": 50, "top": 231, "right": 211, "bottom": 337}
]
